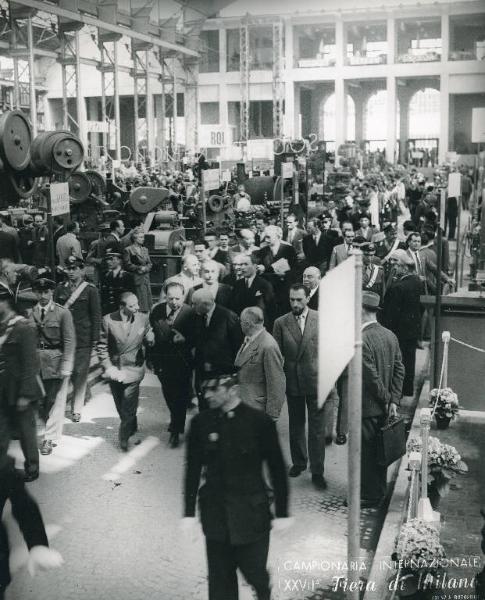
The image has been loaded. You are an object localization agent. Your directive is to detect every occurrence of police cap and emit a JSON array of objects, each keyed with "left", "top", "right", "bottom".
[{"left": 32, "top": 278, "right": 56, "bottom": 291}]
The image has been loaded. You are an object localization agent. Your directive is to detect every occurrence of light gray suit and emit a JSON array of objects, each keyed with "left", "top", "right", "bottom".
[
  {"left": 328, "top": 243, "right": 351, "bottom": 269},
  {"left": 273, "top": 308, "right": 326, "bottom": 474},
  {"left": 234, "top": 329, "right": 286, "bottom": 421}
]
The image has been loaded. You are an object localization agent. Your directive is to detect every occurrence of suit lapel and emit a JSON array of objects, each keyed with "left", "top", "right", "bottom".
[
  {"left": 235, "top": 332, "right": 263, "bottom": 367},
  {"left": 298, "top": 311, "right": 316, "bottom": 359},
  {"left": 287, "top": 313, "right": 303, "bottom": 345}
]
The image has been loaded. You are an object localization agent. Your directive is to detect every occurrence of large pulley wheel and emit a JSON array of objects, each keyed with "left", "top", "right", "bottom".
[
  {"left": 85, "top": 170, "right": 106, "bottom": 198},
  {"left": 68, "top": 171, "right": 92, "bottom": 204},
  {"left": 31, "top": 130, "right": 84, "bottom": 175},
  {"left": 8, "top": 171, "right": 37, "bottom": 199},
  {"left": 0, "top": 110, "right": 32, "bottom": 171},
  {"left": 208, "top": 194, "right": 224, "bottom": 213},
  {"left": 52, "top": 134, "right": 84, "bottom": 171}
]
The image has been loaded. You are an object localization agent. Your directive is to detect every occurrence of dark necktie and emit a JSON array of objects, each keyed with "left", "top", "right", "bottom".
[
  {"left": 167, "top": 309, "right": 175, "bottom": 325},
  {"left": 203, "top": 314, "right": 209, "bottom": 327},
  {"left": 40, "top": 308, "right": 46, "bottom": 322}
]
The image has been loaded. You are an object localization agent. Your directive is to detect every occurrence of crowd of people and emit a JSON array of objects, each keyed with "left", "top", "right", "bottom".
[{"left": 0, "top": 156, "right": 473, "bottom": 600}]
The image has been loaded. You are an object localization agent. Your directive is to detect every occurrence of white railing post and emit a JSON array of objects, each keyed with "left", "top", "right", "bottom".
[
  {"left": 417, "top": 408, "right": 440, "bottom": 523},
  {"left": 408, "top": 451, "right": 422, "bottom": 520},
  {"left": 441, "top": 331, "right": 450, "bottom": 388}
]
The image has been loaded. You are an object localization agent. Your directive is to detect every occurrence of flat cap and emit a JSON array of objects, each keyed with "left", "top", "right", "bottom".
[
  {"left": 32, "top": 278, "right": 56, "bottom": 291},
  {"left": 362, "top": 291, "right": 381, "bottom": 311},
  {"left": 65, "top": 255, "right": 84, "bottom": 267}
]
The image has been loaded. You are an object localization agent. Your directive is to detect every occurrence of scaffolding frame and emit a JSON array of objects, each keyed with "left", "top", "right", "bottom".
[
  {"left": 239, "top": 17, "right": 250, "bottom": 145},
  {"left": 272, "top": 18, "right": 284, "bottom": 139},
  {"left": 98, "top": 38, "right": 121, "bottom": 161},
  {"left": 132, "top": 46, "right": 155, "bottom": 165},
  {"left": 59, "top": 30, "right": 83, "bottom": 144}
]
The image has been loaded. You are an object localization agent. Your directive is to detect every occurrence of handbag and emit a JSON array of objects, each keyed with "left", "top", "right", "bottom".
[{"left": 377, "top": 417, "right": 406, "bottom": 467}]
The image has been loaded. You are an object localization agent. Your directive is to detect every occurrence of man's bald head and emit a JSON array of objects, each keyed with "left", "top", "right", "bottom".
[
  {"left": 191, "top": 288, "right": 215, "bottom": 315},
  {"left": 240, "top": 306, "right": 264, "bottom": 336},
  {"left": 302, "top": 266, "right": 321, "bottom": 290}
]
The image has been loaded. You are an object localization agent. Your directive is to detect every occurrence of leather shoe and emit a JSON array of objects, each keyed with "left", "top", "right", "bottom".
[
  {"left": 311, "top": 474, "right": 328, "bottom": 490},
  {"left": 288, "top": 465, "right": 305, "bottom": 477},
  {"left": 24, "top": 470, "right": 39, "bottom": 483},
  {"left": 169, "top": 433, "right": 179, "bottom": 448},
  {"left": 72, "top": 413, "right": 81, "bottom": 423},
  {"left": 335, "top": 434, "right": 347, "bottom": 445},
  {"left": 40, "top": 440, "right": 53, "bottom": 455}
]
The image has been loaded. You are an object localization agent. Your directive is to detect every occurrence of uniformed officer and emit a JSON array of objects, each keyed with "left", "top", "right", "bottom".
[
  {"left": 30, "top": 279, "right": 76, "bottom": 455},
  {"left": 182, "top": 368, "right": 291, "bottom": 600},
  {"left": 54, "top": 256, "right": 101, "bottom": 422},
  {"left": 100, "top": 252, "right": 134, "bottom": 315}
]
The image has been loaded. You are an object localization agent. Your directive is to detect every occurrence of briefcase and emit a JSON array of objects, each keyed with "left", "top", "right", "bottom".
[{"left": 377, "top": 417, "right": 406, "bottom": 467}]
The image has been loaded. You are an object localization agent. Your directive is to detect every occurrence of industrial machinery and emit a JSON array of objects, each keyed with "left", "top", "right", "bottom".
[
  {"left": 0, "top": 110, "right": 84, "bottom": 206},
  {"left": 126, "top": 186, "right": 186, "bottom": 297}
]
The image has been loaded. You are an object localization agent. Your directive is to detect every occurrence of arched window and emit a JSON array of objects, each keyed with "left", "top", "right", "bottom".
[
  {"left": 321, "top": 93, "right": 355, "bottom": 151},
  {"left": 408, "top": 87, "right": 440, "bottom": 141},
  {"left": 364, "top": 90, "right": 400, "bottom": 151}
]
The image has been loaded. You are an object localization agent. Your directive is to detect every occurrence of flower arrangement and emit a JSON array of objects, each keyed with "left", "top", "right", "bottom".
[
  {"left": 395, "top": 519, "right": 445, "bottom": 574},
  {"left": 429, "top": 388, "right": 460, "bottom": 420},
  {"left": 407, "top": 436, "right": 468, "bottom": 498}
]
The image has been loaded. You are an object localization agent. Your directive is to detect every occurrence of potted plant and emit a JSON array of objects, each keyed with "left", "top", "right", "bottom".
[
  {"left": 391, "top": 519, "right": 446, "bottom": 599},
  {"left": 429, "top": 387, "right": 460, "bottom": 429},
  {"left": 407, "top": 436, "right": 468, "bottom": 510}
]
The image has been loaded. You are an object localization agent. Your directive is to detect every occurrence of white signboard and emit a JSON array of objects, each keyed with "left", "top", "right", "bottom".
[
  {"left": 448, "top": 172, "right": 462, "bottom": 198},
  {"left": 445, "top": 152, "right": 458, "bottom": 164},
  {"left": 202, "top": 168, "right": 220, "bottom": 190},
  {"left": 50, "top": 182, "right": 70, "bottom": 216},
  {"left": 471, "top": 108, "right": 485, "bottom": 144},
  {"left": 221, "top": 170, "right": 232, "bottom": 182},
  {"left": 86, "top": 120, "right": 109, "bottom": 133},
  {"left": 318, "top": 256, "right": 356, "bottom": 407},
  {"left": 199, "top": 125, "right": 230, "bottom": 148},
  {"left": 281, "top": 162, "right": 293, "bottom": 179}
]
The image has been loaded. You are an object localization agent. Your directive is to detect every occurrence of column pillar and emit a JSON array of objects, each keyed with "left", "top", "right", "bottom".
[
  {"left": 387, "top": 17, "right": 396, "bottom": 64},
  {"left": 397, "top": 90, "right": 411, "bottom": 163},
  {"left": 219, "top": 29, "right": 229, "bottom": 152},
  {"left": 335, "top": 78, "right": 348, "bottom": 150},
  {"left": 335, "top": 18, "right": 345, "bottom": 69},
  {"left": 439, "top": 74, "right": 449, "bottom": 163},
  {"left": 386, "top": 75, "right": 397, "bottom": 163},
  {"left": 284, "top": 18, "right": 295, "bottom": 137},
  {"left": 353, "top": 90, "right": 366, "bottom": 148},
  {"left": 441, "top": 14, "right": 449, "bottom": 63}
]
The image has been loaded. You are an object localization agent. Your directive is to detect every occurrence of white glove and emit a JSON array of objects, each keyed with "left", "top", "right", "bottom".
[
  {"left": 180, "top": 517, "right": 199, "bottom": 543},
  {"left": 27, "top": 546, "right": 64, "bottom": 577},
  {"left": 271, "top": 517, "right": 294, "bottom": 532}
]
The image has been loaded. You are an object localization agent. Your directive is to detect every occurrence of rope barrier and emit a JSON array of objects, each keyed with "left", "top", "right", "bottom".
[{"left": 450, "top": 337, "right": 485, "bottom": 354}]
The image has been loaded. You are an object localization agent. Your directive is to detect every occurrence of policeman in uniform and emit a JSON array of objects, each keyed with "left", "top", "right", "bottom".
[
  {"left": 183, "top": 368, "right": 290, "bottom": 600},
  {"left": 30, "top": 279, "right": 76, "bottom": 455},
  {"left": 100, "top": 252, "right": 134, "bottom": 315},
  {"left": 361, "top": 241, "right": 386, "bottom": 300},
  {"left": 54, "top": 256, "right": 101, "bottom": 422}
]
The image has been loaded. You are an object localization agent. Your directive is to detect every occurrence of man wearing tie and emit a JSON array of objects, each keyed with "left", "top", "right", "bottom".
[
  {"left": 273, "top": 284, "right": 327, "bottom": 490},
  {"left": 150, "top": 282, "right": 195, "bottom": 448},
  {"left": 191, "top": 289, "right": 243, "bottom": 410},
  {"left": 185, "top": 260, "right": 233, "bottom": 309},
  {"left": 235, "top": 307, "right": 286, "bottom": 420},
  {"left": 231, "top": 254, "right": 275, "bottom": 329},
  {"left": 328, "top": 228, "right": 355, "bottom": 269},
  {"left": 97, "top": 292, "right": 154, "bottom": 451},
  {"left": 285, "top": 214, "right": 305, "bottom": 261}
]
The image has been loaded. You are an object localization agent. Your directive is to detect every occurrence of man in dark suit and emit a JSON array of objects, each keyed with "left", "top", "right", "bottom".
[
  {"left": 231, "top": 254, "right": 275, "bottom": 329},
  {"left": 302, "top": 266, "right": 320, "bottom": 310},
  {"left": 205, "top": 230, "right": 231, "bottom": 270},
  {"left": 104, "top": 219, "right": 125, "bottom": 255},
  {"left": 97, "top": 292, "right": 154, "bottom": 451},
  {"left": 150, "top": 281, "right": 196, "bottom": 448},
  {"left": 100, "top": 252, "right": 134, "bottom": 315},
  {"left": 182, "top": 369, "right": 290, "bottom": 600},
  {"left": 381, "top": 251, "right": 422, "bottom": 399},
  {"left": 273, "top": 284, "right": 327, "bottom": 490},
  {"left": 191, "top": 289, "right": 243, "bottom": 409},
  {"left": 255, "top": 225, "right": 297, "bottom": 318},
  {"left": 186, "top": 259, "right": 233, "bottom": 309},
  {"left": 302, "top": 218, "right": 337, "bottom": 274},
  {"left": 0, "top": 289, "right": 43, "bottom": 482},
  {"left": 54, "top": 255, "right": 101, "bottom": 422},
  {"left": 361, "top": 291, "right": 404, "bottom": 508}
]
